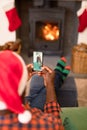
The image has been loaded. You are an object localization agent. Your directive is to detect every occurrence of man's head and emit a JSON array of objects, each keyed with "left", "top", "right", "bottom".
[{"left": 0, "top": 50, "right": 32, "bottom": 123}]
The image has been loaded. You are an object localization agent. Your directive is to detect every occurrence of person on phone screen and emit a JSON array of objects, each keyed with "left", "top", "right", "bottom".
[{"left": 34, "top": 55, "right": 42, "bottom": 71}]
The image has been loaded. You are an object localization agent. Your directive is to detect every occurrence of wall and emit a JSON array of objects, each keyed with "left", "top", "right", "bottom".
[{"left": 58, "top": 1, "right": 80, "bottom": 55}]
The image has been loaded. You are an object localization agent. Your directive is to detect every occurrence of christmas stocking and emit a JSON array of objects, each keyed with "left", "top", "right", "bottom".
[
  {"left": 77, "top": 9, "right": 87, "bottom": 32},
  {"left": 3, "top": 2, "right": 22, "bottom": 32}
]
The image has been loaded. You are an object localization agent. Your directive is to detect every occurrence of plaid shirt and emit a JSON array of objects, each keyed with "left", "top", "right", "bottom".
[{"left": 0, "top": 101, "right": 64, "bottom": 130}]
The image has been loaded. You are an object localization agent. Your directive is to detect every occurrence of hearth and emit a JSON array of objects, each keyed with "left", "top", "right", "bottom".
[{"left": 29, "top": 7, "right": 65, "bottom": 55}]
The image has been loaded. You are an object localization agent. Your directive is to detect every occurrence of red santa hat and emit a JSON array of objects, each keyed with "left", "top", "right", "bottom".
[{"left": 0, "top": 50, "right": 32, "bottom": 123}]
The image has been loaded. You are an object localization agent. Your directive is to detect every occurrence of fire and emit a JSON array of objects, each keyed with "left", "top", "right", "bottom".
[{"left": 42, "top": 23, "right": 59, "bottom": 41}]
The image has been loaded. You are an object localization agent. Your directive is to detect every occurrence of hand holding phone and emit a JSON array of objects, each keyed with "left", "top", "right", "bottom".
[{"left": 33, "top": 51, "right": 43, "bottom": 71}]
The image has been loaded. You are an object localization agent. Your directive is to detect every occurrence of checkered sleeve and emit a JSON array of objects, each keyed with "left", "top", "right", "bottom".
[
  {"left": 44, "top": 101, "right": 61, "bottom": 117},
  {"left": 44, "top": 101, "right": 64, "bottom": 130}
]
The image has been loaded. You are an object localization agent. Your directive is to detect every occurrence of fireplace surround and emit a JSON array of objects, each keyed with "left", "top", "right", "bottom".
[
  {"left": 16, "top": 0, "right": 81, "bottom": 57},
  {"left": 29, "top": 7, "right": 65, "bottom": 55}
]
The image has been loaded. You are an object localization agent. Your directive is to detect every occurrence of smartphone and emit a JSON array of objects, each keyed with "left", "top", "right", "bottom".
[{"left": 33, "top": 51, "right": 43, "bottom": 71}]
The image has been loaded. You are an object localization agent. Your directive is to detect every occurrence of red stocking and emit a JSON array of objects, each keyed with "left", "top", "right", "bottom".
[
  {"left": 78, "top": 9, "right": 87, "bottom": 32},
  {"left": 3, "top": 2, "right": 22, "bottom": 32}
]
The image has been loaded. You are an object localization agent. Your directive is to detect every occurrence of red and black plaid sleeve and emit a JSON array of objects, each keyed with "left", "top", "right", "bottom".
[{"left": 44, "top": 101, "right": 61, "bottom": 115}]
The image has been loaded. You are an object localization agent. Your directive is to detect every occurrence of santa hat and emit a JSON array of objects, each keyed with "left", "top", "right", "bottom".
[{"left": 0, "top": 50, "right": 32, "bottom": 123}]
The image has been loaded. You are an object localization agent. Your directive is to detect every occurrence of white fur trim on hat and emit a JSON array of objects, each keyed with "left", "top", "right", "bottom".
[
  {"left": 18, "top": 110, "right": 32, "bottom": 124},
  {"left": 12, "top": 52, "right": 28, "bottom": 96}
]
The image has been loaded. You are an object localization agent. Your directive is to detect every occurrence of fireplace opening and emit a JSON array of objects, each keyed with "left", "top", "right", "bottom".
[
  {"left": 29, "top": 8, "right": 65, "bottom": 56},
  {"left": 36, "top": 22, "right": 60, "bottom": 41}
]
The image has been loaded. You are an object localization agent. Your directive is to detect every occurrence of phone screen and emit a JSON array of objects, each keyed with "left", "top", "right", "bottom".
[{"left": 33, "top": 51, "right": 43, "bottom": 71}]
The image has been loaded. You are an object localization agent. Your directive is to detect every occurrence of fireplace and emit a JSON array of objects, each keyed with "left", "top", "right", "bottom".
[{"left": 29, "top": 7, "right": 65, "bottom": 55}]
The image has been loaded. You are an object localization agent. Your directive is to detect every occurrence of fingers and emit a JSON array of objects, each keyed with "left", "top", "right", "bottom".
[
  {"left": 27, "top": 64, "right": 33, "bottom": 72},
  {"left": 27, "top": 63, "right": 42, "bottom": 76},
  {"left": 27, "top": 64, "right": 52, "bottom": 73},
  {"left": 42, "top": 65, "right": 52, "bottom": 73},
  {"left": 26, "top": 64, "right": 54, "bottom": 78},
  {"left": 26, "top": 63, "right": 33, "bottom": 68}
]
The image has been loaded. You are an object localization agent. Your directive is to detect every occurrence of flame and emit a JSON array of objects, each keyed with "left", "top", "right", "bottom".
[{"left": 42, "top": 24, "right": 59, "bottom": 41}]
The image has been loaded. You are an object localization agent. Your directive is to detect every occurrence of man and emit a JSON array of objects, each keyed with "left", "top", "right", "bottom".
[
  {"left": 0, "top": 50, "right": 64, "bottom": 130},
  {"left": 25, "top": 57, "right": 70, "bottom": 111}
]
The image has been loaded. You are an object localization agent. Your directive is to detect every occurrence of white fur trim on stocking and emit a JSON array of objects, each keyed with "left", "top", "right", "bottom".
[
  {"left": 77, "top": 1, "right": 87, "bottom": 16},
  {"left": 77, "top": 8, "right": 85, "bottom": 16},
  {"left": 81, "top": 1, "right": 87, "bottom": 9},
  {"left": 18, "top": 110, "right": 32, "bottom": 124},
  {"left": 3, "top": 2, "right": 15, "bottom": 12}
]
